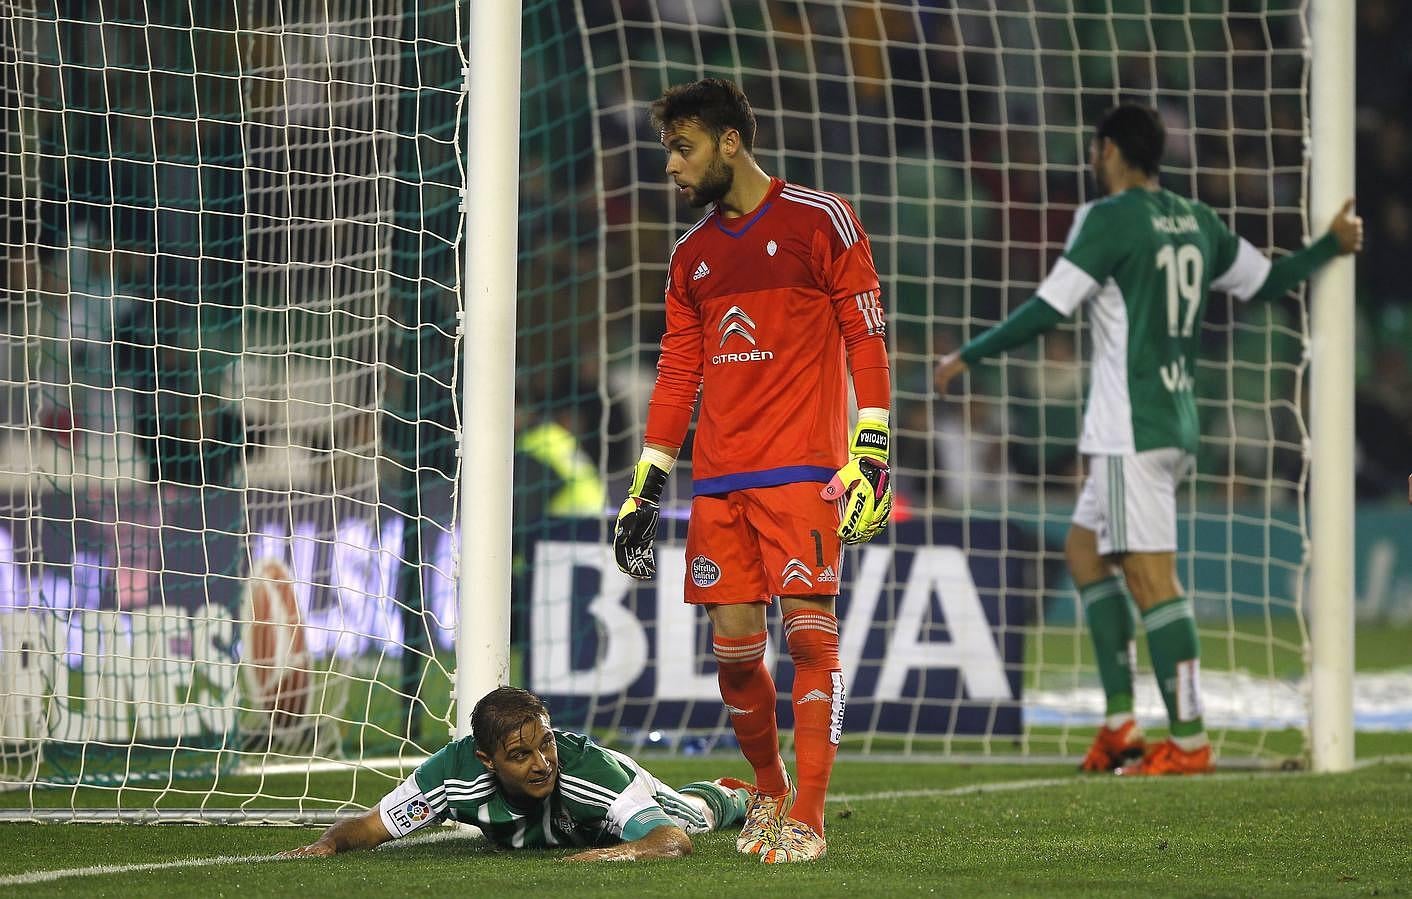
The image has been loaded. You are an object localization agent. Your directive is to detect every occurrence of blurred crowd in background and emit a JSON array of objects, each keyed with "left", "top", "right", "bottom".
[
  {"left": 2, "top": 0, "right": 1409, "bottom": 521},
  {"left": 553, "top": 0, "right": 1412, "bottom": 509}
]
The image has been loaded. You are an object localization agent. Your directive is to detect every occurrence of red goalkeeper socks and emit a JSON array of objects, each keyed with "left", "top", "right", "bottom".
[
  {"left": 784, "top": 608, "right": 843, "bottom": 837},
  {"left": 715, "top": 631, "right": 789, "bottom": 796}
]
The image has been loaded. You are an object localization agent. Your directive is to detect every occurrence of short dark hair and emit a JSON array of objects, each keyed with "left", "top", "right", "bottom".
[
  {"left": 470, "top": 686, "right": 549, "bottom": 754},
  {"left": 1095, "top": 103, "right": 1166, "bottom": 176},
  {"left": 650, "top": 77, "right": 757, "bottom": 153}
]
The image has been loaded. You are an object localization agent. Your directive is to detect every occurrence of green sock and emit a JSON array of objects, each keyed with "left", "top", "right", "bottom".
[
  {"left": 1142, "top": 596, "right": 1205, "bottom": 739},
  {"left": 1080, "top": 576, "right": 1136, "bottom": 718},
  {"left": 679, "top": 781, "right": 747, "bottom": 830}
]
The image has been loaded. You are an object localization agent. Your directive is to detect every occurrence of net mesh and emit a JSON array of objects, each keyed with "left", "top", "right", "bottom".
[
  {"left": 530, "top": 0, "right": 1313, "bottom": 762},
  {"left": 0, "top": 0, "right": 1317, "bottom": 821},
  {"left": 0, "top": 0, "right": 477, "bottom": 815}
]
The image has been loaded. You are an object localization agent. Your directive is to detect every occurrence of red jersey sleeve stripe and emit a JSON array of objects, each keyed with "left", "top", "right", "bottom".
[
  {"left": 854, "top": 289, "right": 885, "bottom": 336},
  {"left": 780, "top": 185, "right": 858, "bottom": 246},
  {"left": 781, "top": 183, "right": 860, "bottom": 240}
]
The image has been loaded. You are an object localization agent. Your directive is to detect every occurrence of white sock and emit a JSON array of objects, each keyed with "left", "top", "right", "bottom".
[
  {"left": 682, "top": 792, "right": 716, "bottom": 830},
  {"left": 1171, "top": 731, "right": 1209, "bottom": 752},
  {"left": 1105, "top": 712, "right": 1137, "bottom": 731}
]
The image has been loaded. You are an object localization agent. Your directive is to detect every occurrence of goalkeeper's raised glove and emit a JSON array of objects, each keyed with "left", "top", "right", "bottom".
[
  {"left": 820, "top": 417, "right": 892, "bottom": 545},
  {"left": 614, "top": 451, "right": 672, "bottom": 580}
]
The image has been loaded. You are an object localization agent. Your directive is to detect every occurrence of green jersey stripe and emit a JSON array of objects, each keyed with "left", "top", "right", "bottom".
[
  {"left": 658, "top": 794, "right": 707, "bottom": 828},
  {"left": 1107, "top": 456, "right": 1127, "bottom": 552},
  {"left": 397, "top": 729, "right": 677, "bottom": 850},
  {"left": 561, "top": 769, "right": 622, "bottom": 797},
  {"left": 559, "top": 773, "right": 623, "bottom": 805}
]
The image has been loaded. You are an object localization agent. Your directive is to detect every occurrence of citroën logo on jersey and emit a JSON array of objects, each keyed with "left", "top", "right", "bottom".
[{"left": 712, "top": 306, "right": 775, "bottom": 365}]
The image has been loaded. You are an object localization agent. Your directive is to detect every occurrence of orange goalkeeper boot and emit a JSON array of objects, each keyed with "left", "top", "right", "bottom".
[
  {"left": 761, "top": 817, "right": 827, "bottom": 864},
  {"left": 735, "top": 775, "right": 794, "bottom": 855},
  {"left": 1116, "top": 738, "right": 1214, "bottom": 776},
  {"left": 1079, "top": 719, "right": 1146, "bottom": 772}
]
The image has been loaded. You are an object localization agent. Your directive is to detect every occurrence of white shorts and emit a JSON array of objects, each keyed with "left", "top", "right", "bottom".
[{"left": 1072, "top": 449, "right": 1193, "bottom": 555}]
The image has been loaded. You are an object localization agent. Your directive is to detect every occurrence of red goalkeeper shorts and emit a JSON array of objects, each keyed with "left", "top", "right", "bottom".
[{"left": 683, "top": 481, "right": 842, "bottom": 605}]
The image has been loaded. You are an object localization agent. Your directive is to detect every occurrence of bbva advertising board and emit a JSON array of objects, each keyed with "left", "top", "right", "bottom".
[{"left": 525, "top": 517, "right": 1034, "bottom": 738}]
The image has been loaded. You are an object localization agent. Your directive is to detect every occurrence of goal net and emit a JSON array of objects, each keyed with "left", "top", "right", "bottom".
[
  {"left": 526, "top": 0, "right": 1314, "bottom": 764},
  {"left": 0, "top": 0, "right": 1317, "bottom": 822},
  {"left": 0, "top": 0, "right": 474, "bottom": 818}
]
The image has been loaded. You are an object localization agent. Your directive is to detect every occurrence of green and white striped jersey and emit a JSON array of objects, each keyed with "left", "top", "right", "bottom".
[
  {"left": 376, "top": 730, "right": 706, "bottom": 849},
  {"left": 1036, "top": 187, "right": 1271, "bottom": 454}
]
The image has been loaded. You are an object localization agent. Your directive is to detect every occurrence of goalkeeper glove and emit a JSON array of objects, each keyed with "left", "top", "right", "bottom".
[
  {"left": 614, "top": 451, "right": 672, "bottom": 580},
  {"left": 820, "top": 417, "right": 892, "bottom": 545}
]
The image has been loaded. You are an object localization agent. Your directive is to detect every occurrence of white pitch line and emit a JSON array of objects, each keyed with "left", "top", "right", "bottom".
[
  {"left": 0, "top": 825, "right": 484, "bottom": 887},
  {"left": 377, "top": 827, "right": 485, "bottom": 850},
  {"left": 826, "top": 768, "right": 1300, "bottom": 804},
  {"left": 0, "top": 854, "right": 283, "bottom": 887},
  {"left": 828, "top": 777, "right": 1070, "bottom": 803}
]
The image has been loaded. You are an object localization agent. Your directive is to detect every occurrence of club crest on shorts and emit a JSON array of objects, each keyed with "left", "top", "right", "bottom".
[{"left": 691, "top": 555, "right": 721, "bottom": 587}]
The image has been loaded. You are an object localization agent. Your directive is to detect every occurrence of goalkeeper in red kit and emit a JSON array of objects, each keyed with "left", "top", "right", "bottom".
[{"left": 613, "top": 78, "right": 892, "bottom": 864}]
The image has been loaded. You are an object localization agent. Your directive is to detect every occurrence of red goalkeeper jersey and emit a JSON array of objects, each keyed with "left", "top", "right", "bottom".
[{"left": 645, "top": 177, "right": 890, "bottom": 495}]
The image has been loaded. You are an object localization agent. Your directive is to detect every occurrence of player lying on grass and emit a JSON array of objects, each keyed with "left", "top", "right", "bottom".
[{"left": 281, "top": 686, "right": 751, "bottom": 862}]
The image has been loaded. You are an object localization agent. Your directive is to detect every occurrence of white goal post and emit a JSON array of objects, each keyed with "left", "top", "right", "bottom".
[{"left": 1307, "top": 0, "right": 1356, "bottom": 775}]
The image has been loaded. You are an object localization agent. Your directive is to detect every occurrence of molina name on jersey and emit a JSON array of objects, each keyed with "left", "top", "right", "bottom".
[
  {"left": 1035, "top": 187, "right": 1270, "bottom": 454},
  {"left": 646, "top": 177, "right": 889, "bottom": 495}
]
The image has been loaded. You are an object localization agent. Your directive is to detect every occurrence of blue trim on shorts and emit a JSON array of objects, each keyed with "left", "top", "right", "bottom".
[{"left": 693, "top": 466, "right": 835, "bottom": 497}]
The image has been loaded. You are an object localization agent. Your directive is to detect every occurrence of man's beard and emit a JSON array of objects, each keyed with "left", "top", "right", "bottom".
[{"left": 689, "top": 152, "right": 734, "bottom": 207}]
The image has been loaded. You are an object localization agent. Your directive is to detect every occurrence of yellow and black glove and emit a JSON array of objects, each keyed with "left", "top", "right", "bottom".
[
  {"left": 614, "top": 453, "right": 671, "bottom": 580},
  {"left": 820, "top": 418, "right": 892, "bottom": 544}
]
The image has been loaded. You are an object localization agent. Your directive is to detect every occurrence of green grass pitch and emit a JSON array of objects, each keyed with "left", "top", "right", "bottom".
[
  {"left": 3, "top": 753, "right": 1411, "bottom": 898},
  {"left": 3, "top": 624, "right": 1409, "bottom": 895}
]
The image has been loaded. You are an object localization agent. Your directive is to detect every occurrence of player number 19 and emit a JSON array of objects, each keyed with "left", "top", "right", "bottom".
[{"left": 1157, "top": 243, "right": 1203, "bottom": 338}]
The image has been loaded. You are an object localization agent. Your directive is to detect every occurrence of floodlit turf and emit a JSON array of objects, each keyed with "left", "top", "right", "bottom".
[
  {"left": 3, "top": 759, "right": 1410, "bottom": 898},
  {"left": 4, "top": 627, "right": 1408, "bottom": 895}
]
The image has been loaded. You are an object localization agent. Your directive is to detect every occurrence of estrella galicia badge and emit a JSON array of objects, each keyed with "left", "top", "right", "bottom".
[
  {"left": 691, "top": 555, "right": 722, "bottom": 588},
  {"left": 405, "top": 799, "right": 431, "bottom": 823}
]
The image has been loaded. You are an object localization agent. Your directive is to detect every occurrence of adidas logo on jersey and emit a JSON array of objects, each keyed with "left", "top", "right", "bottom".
[
  {"left": 797, "top": 689, "right": 831, "bottom": 704},
  {"left": 692, "top": 260, "right": 711, "bottom": 281},
  {"left": 817, "top": 566, "right": 837, "bottom": 583}
]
